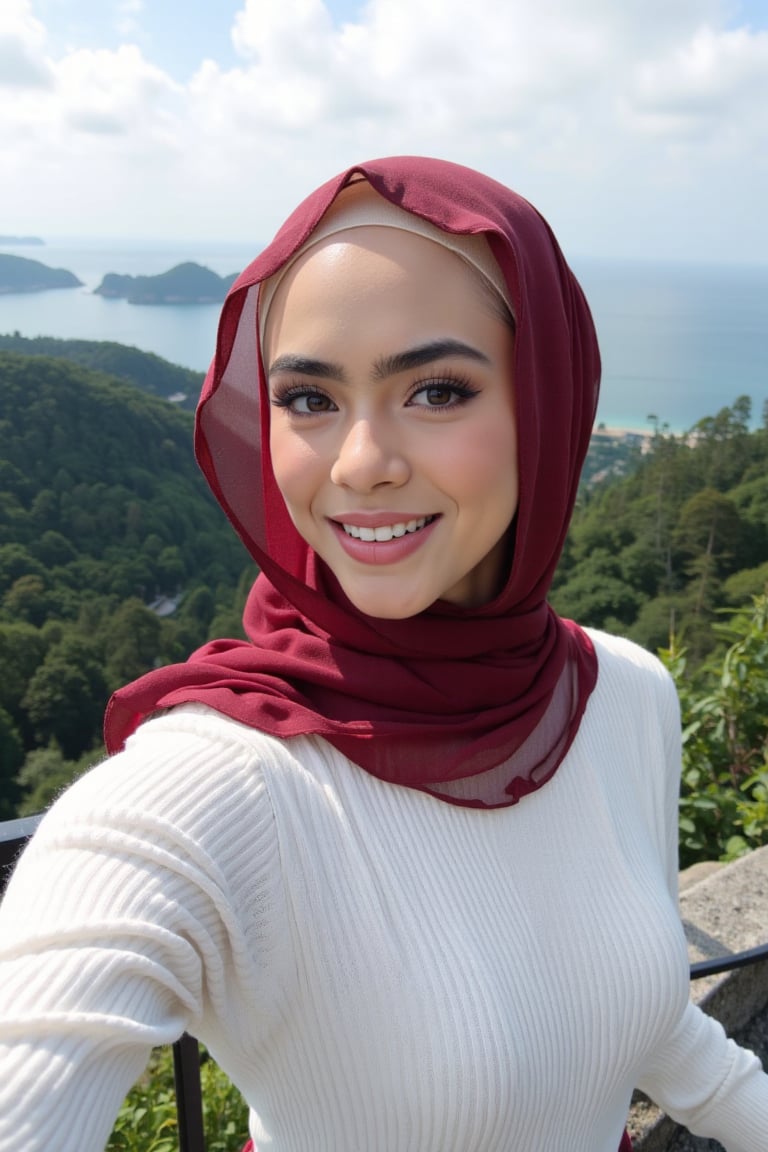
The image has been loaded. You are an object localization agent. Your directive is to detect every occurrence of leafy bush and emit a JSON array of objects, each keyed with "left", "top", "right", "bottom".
[
  {"left": 661, "top": 594, "right": 768, "bottom": 867},
  {"left": 108, "top": 1045, "right": 249, "bottom": 1152}
]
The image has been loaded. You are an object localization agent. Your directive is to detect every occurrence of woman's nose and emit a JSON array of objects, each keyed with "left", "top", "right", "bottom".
[{"left": 329, "top": 417, "right": 410, "bottom": 491}]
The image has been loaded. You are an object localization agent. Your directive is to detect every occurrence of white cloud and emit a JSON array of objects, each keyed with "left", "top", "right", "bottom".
[
  {"left": 0, "top": 0, "right": 52, "bottom": 88},
  {"left": 0, "top": 0, "right": 766, "bottom": 260},
  {"left": 57, "top": 44, "right": 180, "bottom": 136},
  {"left": 232, "top": 0, "right": 334, "bottom": 63},
  {"left": 0, "top": 32, "right": 52, "bottom": 87}
]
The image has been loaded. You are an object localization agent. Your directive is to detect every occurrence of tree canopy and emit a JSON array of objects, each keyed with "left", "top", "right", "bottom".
[
  {"left": 553, "top": 397, "right": 768, "bottom": 662},
  {"left": 0, "top": 334, "right": 203, "bottom": 410},
  {"left": 0, "top": 350, "right": 256, "bottom": 812}
]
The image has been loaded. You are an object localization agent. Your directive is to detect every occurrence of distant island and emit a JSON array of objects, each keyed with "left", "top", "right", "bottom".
[
  {"left": 94, "top": 261, "right": 238, "bottom": 305},
  {"left": 0, "top": 253, "right": 82, "bottom": 294},
  {"left": 0, "top": 235, "right": 44, "bottom": 246}
]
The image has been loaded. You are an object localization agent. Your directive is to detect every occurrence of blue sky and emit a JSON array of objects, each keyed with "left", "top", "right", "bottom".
[
  {"left": 2, "top": 0, "right": 767, "bottom": 261},
  {"left": 30, "top": 0, "right": 768, "bottom": 77},
  {"left": 33, "top": 0, "right": 242, "bottom": 78}
]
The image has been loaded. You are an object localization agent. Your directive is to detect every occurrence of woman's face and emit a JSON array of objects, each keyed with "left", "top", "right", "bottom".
[{"left": 265, "top": 225, "right": 518, "bottom": 620}]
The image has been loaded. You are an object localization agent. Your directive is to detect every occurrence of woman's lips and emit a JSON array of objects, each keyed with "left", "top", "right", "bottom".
[{"left": 329, "top": 514, "right": 440, "bottom": 564}]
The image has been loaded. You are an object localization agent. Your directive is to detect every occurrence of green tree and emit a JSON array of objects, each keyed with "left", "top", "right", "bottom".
[
  {"left": 179, "top": 586, "right": 215, "bottom": 630},
  {"left": 549, "top": 547, "right": 641, "bottom": 628},
  {"left": 157, "top": 545, "right": 185, "bottom": 590},
  {"left": 15, "top": 743, "right": 102, "bottom": 816},
  {"left": 0, "top": 543, "right": 46, "bottom": 592},
  {"left": 674, "top": 489, "right": 750, "bottom": 583},
  {"left": 723, "top": 563, "right": 768, "bottom": 607},
  {"left": 22, "top": 638, "right": 108, "bottom": 759},
  {"left": 0, "top": 621, "right": 48, "bottom": 726},
  {"left": 2, "top": 574, "right": 51, "bottom": 627},
  {"left": 34, "top": 530, "right": 78, "bottom": 568},
  {"left": 105, "top": 599, "right": 163, "bottom": 689},
  {"left": 29, "top": 488, "right": 60, "bottom": 533},
  {"left": 0, "top": 707, "right": 24, "bottom": 817}
]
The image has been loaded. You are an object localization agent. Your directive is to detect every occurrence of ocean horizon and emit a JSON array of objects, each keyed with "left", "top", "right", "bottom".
[{"left": 1, "top": 239, "right": 767, "bottom": 434}]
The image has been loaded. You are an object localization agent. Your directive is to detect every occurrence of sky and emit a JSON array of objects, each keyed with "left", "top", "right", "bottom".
[{"left": 2, "top": 0, "right": 767, "bottom": 262}]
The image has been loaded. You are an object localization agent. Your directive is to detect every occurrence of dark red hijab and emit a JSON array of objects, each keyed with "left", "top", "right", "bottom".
[{"left": 105, "top": 156, "right": 600, "bottom": 808}]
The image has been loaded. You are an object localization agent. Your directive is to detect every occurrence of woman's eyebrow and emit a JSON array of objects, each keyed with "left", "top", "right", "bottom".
[
  {"left": 268, "top": 339, "right": 490, "bottom": 384},
  {"left": 371, "top": 339, "right": 491, "bottom": 380},
  {"left": 268, "top": 354, "right": 348, "bottom": 381}
]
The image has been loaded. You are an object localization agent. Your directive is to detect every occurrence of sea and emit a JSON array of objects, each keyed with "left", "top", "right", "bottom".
[{"left": 1, "top": 238, "right": 767, "bottom": 434}]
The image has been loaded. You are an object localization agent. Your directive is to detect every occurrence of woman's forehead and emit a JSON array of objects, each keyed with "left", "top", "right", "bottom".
[
  {"left": 258, "top": 177, "right": 512, "bottom": 349},
  {"left": 263, "top": 230, "right": 511, "bottom": 367}
]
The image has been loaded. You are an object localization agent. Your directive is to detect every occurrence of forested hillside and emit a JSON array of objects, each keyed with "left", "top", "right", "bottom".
[
  {"left": 0, "top": 352, "right": 255, "bottom": 817},
  {"left": 0, "top": 333, "right": 203, "bottom": 410},
  {"left": 553, "top": 397, "right": 768, "bottom": 662}
]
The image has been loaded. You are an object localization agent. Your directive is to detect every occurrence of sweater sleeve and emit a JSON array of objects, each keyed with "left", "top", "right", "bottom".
[
  {"left": 637, "top": 1001, "right": 768, "bottom": 1151},
  {"left": 0, "top": 709, "right": 282, "bottom": 1152}
]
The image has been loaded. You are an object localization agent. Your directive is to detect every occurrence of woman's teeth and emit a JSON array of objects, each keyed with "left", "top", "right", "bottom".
[{"left": 342, "top": 516, "right": 434, "bottom": 542}]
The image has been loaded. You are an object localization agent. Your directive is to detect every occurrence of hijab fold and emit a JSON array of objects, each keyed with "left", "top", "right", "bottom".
[{"left": 105, "top": 156, "right": 600, "bottom": 809}]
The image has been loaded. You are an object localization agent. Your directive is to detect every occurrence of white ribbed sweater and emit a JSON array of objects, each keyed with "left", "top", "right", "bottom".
[{"left": 1, "top": 631, "right": 767, "bottom": 1151}]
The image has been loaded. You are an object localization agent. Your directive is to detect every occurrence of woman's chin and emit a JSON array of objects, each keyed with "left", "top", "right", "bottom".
[{"left": 337, "top": 581, "right": 435, "bottom": 621}]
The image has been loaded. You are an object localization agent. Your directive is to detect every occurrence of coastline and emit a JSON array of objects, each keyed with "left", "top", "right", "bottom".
[{"left": 591, "top": 424, "right": 655, "bottom": 451}]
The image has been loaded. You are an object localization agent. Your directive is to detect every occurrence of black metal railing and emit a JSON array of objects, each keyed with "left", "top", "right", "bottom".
[{"left": 2, "top": 816, "right": 768, "bottom": 1151}]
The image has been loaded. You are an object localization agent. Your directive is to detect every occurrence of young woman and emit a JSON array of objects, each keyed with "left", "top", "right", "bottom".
[{"left": 1, "top": 156, "right": 766, "bottom": 1151}]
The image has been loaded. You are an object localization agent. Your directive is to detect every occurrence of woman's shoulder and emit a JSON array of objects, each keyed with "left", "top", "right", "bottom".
[
  {"left": 30, "top": 705, "right": 295, "bottom": 870},
  {"left": 582, "top": 627, "right": 679, "bottom": 718},
  {"left": 585, "top": 627, "right": 673, "bottom": 679}
]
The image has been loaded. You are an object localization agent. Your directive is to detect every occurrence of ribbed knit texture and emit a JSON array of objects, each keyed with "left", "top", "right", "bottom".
[{"left": 1, "top": 631, "right": 767, "bottom": 1151}]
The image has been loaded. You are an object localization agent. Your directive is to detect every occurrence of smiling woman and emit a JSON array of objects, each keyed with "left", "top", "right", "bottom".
[
  {"left": 1, "top": 156, "right": 768, "bottom": 1152},
  {"left": 263, "top": 199, "right": 519, "bottom": 618}
]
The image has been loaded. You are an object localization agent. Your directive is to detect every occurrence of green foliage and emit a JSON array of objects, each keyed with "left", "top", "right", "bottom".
[
  {"left": 107, "top": 1046, "right": 248, "bottom": 1152},
  {"left": 553, "top": 396, "right": 768, "bottom": 663},
  {"left": 107, "top": 1048, "right": 179, "bottom": 1152},
  {"left": 104, "top": 599, "right": 164, "bottom": 691},
  {"left": 0, "top": 707, "right": 24, "bottom": 819},
  {"left": 661, "top": 595, "right": 768, "bottom": 867},
  {"left": 0, "top": 350, "right": 256, "bottom": 814},
  {"left": 15, "top": 743, "right": 102, "bottom": 816},
  {"left": 0, "top": 334, "right": 203, "bottom": 411},
  {"left": 22, "top": 636, "right": 108, "bottom": 759}
]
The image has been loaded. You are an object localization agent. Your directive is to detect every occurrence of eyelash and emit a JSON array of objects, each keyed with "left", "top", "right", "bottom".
[{"left": 270, "top": 373, "right": 481, "bottom": 416}]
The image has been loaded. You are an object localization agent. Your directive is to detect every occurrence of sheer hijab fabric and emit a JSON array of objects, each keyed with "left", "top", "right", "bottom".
[{"left": 105, "top": 156, "right": 601, "bottom": 808}]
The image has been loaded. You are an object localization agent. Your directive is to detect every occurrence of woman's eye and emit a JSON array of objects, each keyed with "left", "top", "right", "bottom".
[
  {"left": 408, "top": 381, "right": 479, "bottom": 409},
  {"left": 415, "top": 386, "right": 454, "bottom": 407},
  {"left": 294, "top": 392, "right": 334, "bottom": 414},
  {"left": 271, "top": 388, "right": 336, "bottom": 414}
]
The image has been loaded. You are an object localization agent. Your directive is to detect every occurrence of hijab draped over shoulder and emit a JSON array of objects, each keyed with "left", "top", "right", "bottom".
[{"left": 105, "top": 156, "right": 601, "bottom": 809}]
